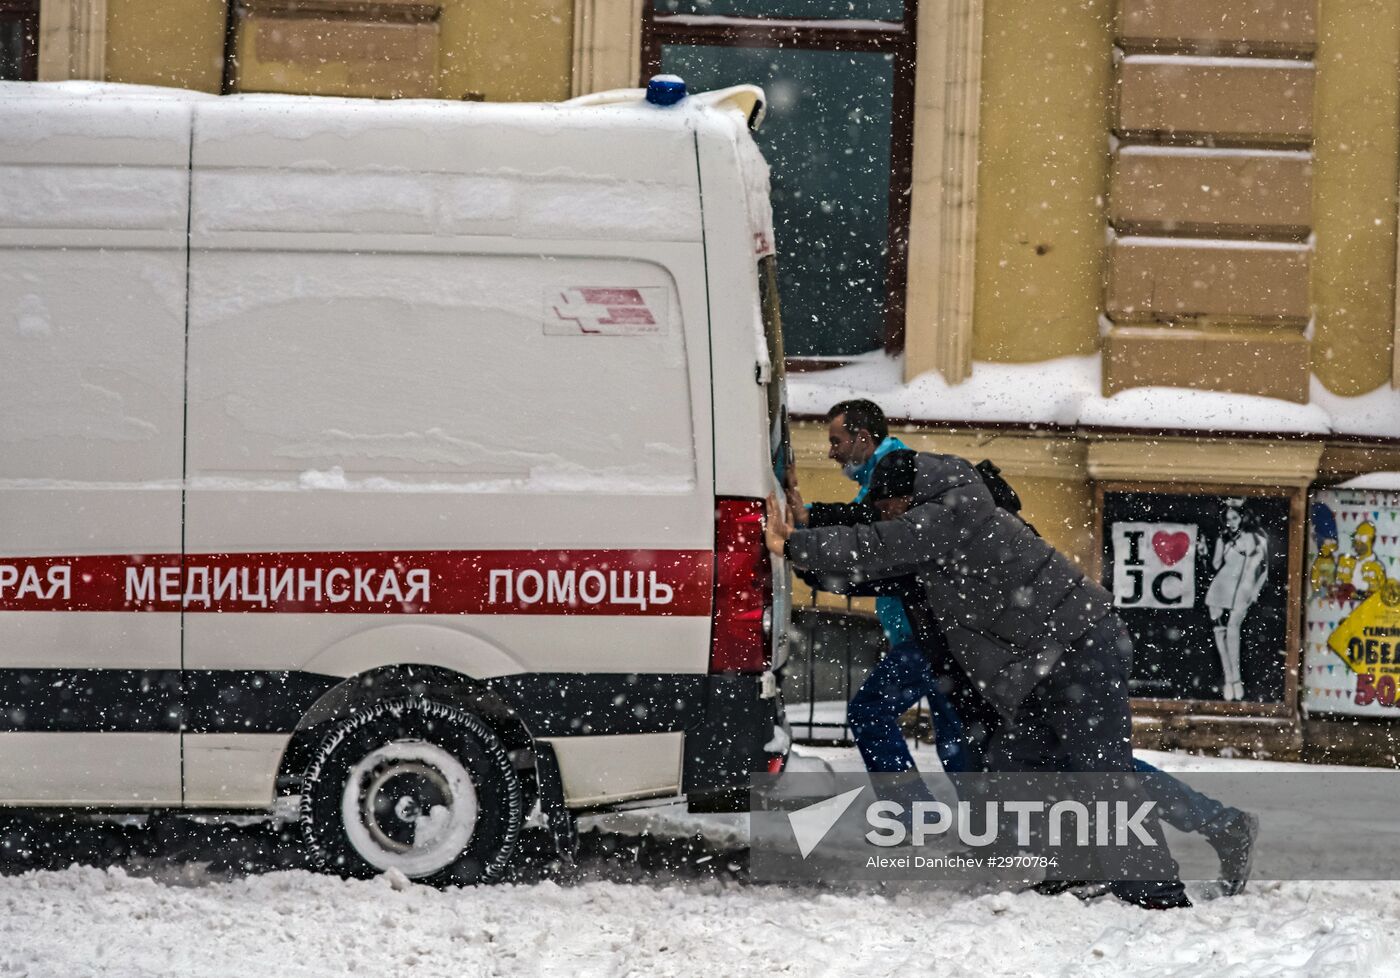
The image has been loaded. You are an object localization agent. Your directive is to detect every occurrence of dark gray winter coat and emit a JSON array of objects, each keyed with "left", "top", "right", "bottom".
[{"left": 786, "top": 452, "right": 1115, "bottom": 718}]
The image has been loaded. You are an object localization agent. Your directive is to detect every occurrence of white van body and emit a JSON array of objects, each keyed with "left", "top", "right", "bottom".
[{"left": 0, "top": 81, "right": 790, "bottom": 881}]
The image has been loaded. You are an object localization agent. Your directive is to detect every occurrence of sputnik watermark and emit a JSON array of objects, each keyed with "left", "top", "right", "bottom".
[
  {"left": 748, "top": 771, "right": 1328, "bottom": 884},
  {"left": 786, "top": 791, "right": 1159, "bottom": 859},
  {"left": 864, "top": 799, "right": 1158, "bottom": 849},
  {"left": 787, "top": 787, "right": 863, "bottom": 858}
]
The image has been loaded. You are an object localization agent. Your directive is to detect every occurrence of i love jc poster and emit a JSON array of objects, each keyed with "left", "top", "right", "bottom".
[
  {"left": 1101, "top": 490, "right": 1292, "bottom": 704},
  {"left": 1111, "top": 522, "right": 1197, "bottom": 609}
]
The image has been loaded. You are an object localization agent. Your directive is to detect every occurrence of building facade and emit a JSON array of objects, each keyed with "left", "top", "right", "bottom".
[
  {"left": 12, "top": 0, "right": 1400, "bottom": 760},
  {"left": 13, "top": 0, "right": 571, "bottom": 101}
]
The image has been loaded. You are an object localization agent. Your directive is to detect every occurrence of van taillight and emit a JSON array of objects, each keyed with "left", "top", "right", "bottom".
[{"left": 710, "top": 497, "right": 772, "bottom": 674}]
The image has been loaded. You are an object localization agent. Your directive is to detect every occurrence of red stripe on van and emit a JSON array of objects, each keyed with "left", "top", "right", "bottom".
[{"left": 0, "top": 550, "right": 713, "bottom": 616}]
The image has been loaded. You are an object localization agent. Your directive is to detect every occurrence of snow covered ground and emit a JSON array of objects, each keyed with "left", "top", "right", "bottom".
[
  {"left": 3, "top": 863, "right": 1393, "bottom": 978},
  {"left": 0, "top": 748, "right": 1395, "bottom": 978}
]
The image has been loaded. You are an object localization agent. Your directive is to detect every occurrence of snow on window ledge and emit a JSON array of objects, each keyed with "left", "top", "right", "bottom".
[{"left": 787, "top": 351, "right": 1400, "bottom": 440}]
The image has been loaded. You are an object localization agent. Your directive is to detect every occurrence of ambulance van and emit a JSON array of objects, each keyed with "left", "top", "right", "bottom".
[{"left": 0, "top": 78, "right": 791, "bottom": 883}]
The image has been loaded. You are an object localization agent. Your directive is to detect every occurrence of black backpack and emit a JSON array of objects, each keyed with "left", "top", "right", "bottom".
[
  {"left": 974, "top": 459, "right": 1022, "bottom": 513},
  {"left": 973, "top": 458, "right": 1040, "bottom": 537}
]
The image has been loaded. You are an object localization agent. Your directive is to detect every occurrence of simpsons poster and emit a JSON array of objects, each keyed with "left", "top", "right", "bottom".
[{"left": 1303, "top": 487, "right": 1400, "bottom": 717}]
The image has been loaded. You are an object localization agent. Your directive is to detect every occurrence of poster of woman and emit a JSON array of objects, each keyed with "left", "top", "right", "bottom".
[
  {"left": 1201, "top": 499, "right": 1270, "bottom": 701},
  {"left": 1102, "top": 489, "right": 1292, "bottom": 704}
]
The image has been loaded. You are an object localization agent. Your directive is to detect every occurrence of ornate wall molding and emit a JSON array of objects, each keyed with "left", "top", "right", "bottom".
[
  {"left": 903, "top": 0, "right": 983, "bottom": 385},
  {"left": 1086, "top": 436, "right": 1324, "bottom": 487},
  {"left": 571, "top": 0, "right": 643, "bottom": 97}
]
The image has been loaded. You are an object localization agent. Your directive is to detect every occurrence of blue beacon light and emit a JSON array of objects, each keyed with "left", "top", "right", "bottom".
[{"left": 645, "top": 75, "right": 688, "bottom": 106}]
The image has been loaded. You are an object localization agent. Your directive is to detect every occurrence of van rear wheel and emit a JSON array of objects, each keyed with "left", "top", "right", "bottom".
[{"left": 300, "top": 697, "right": 523, "bottom": 885}]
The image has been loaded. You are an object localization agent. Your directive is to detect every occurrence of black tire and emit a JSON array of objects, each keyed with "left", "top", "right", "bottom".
[{"left": 300, "top": 697, "right": 523, "bottom": 885}]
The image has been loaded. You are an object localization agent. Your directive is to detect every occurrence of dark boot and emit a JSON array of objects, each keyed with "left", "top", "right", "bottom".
[
  {"left": 1030, "top": 878, "right": 1086, "bottom": 896},
  {"left": 1031, "top": 879, "right": 1113, "bottom": 902},
  {"left": 1111, "top": 879, "right": 1192, "bottom": 910},
  {"left": 1205, "top": 809, "right": 1259, "bottom": 897},
  {"left": 1135, "top": 889, "right": 1193, "bottom": 910}
]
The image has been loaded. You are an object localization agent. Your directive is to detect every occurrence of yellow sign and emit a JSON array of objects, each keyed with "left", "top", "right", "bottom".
[{"left": 1327, "top": 581, "right": 1400, "bottom": 704}]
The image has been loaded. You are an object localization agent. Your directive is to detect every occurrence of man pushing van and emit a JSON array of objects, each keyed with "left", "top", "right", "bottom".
[{"left": 771, "top": 439, "right": 1191, "bottom": 909}]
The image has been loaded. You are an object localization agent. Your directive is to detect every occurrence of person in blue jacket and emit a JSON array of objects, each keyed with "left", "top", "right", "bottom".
[{"left": 785, "top": 398, "right": 970, "bottom": 776}]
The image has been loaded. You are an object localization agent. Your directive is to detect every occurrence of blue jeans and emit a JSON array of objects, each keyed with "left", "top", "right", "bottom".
[
  {"left": 1132, "top": 759, "right": 1227, "bottom": 833},
  {"left": 847, "top": 640, "right": 969, "bottom": 774}
]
